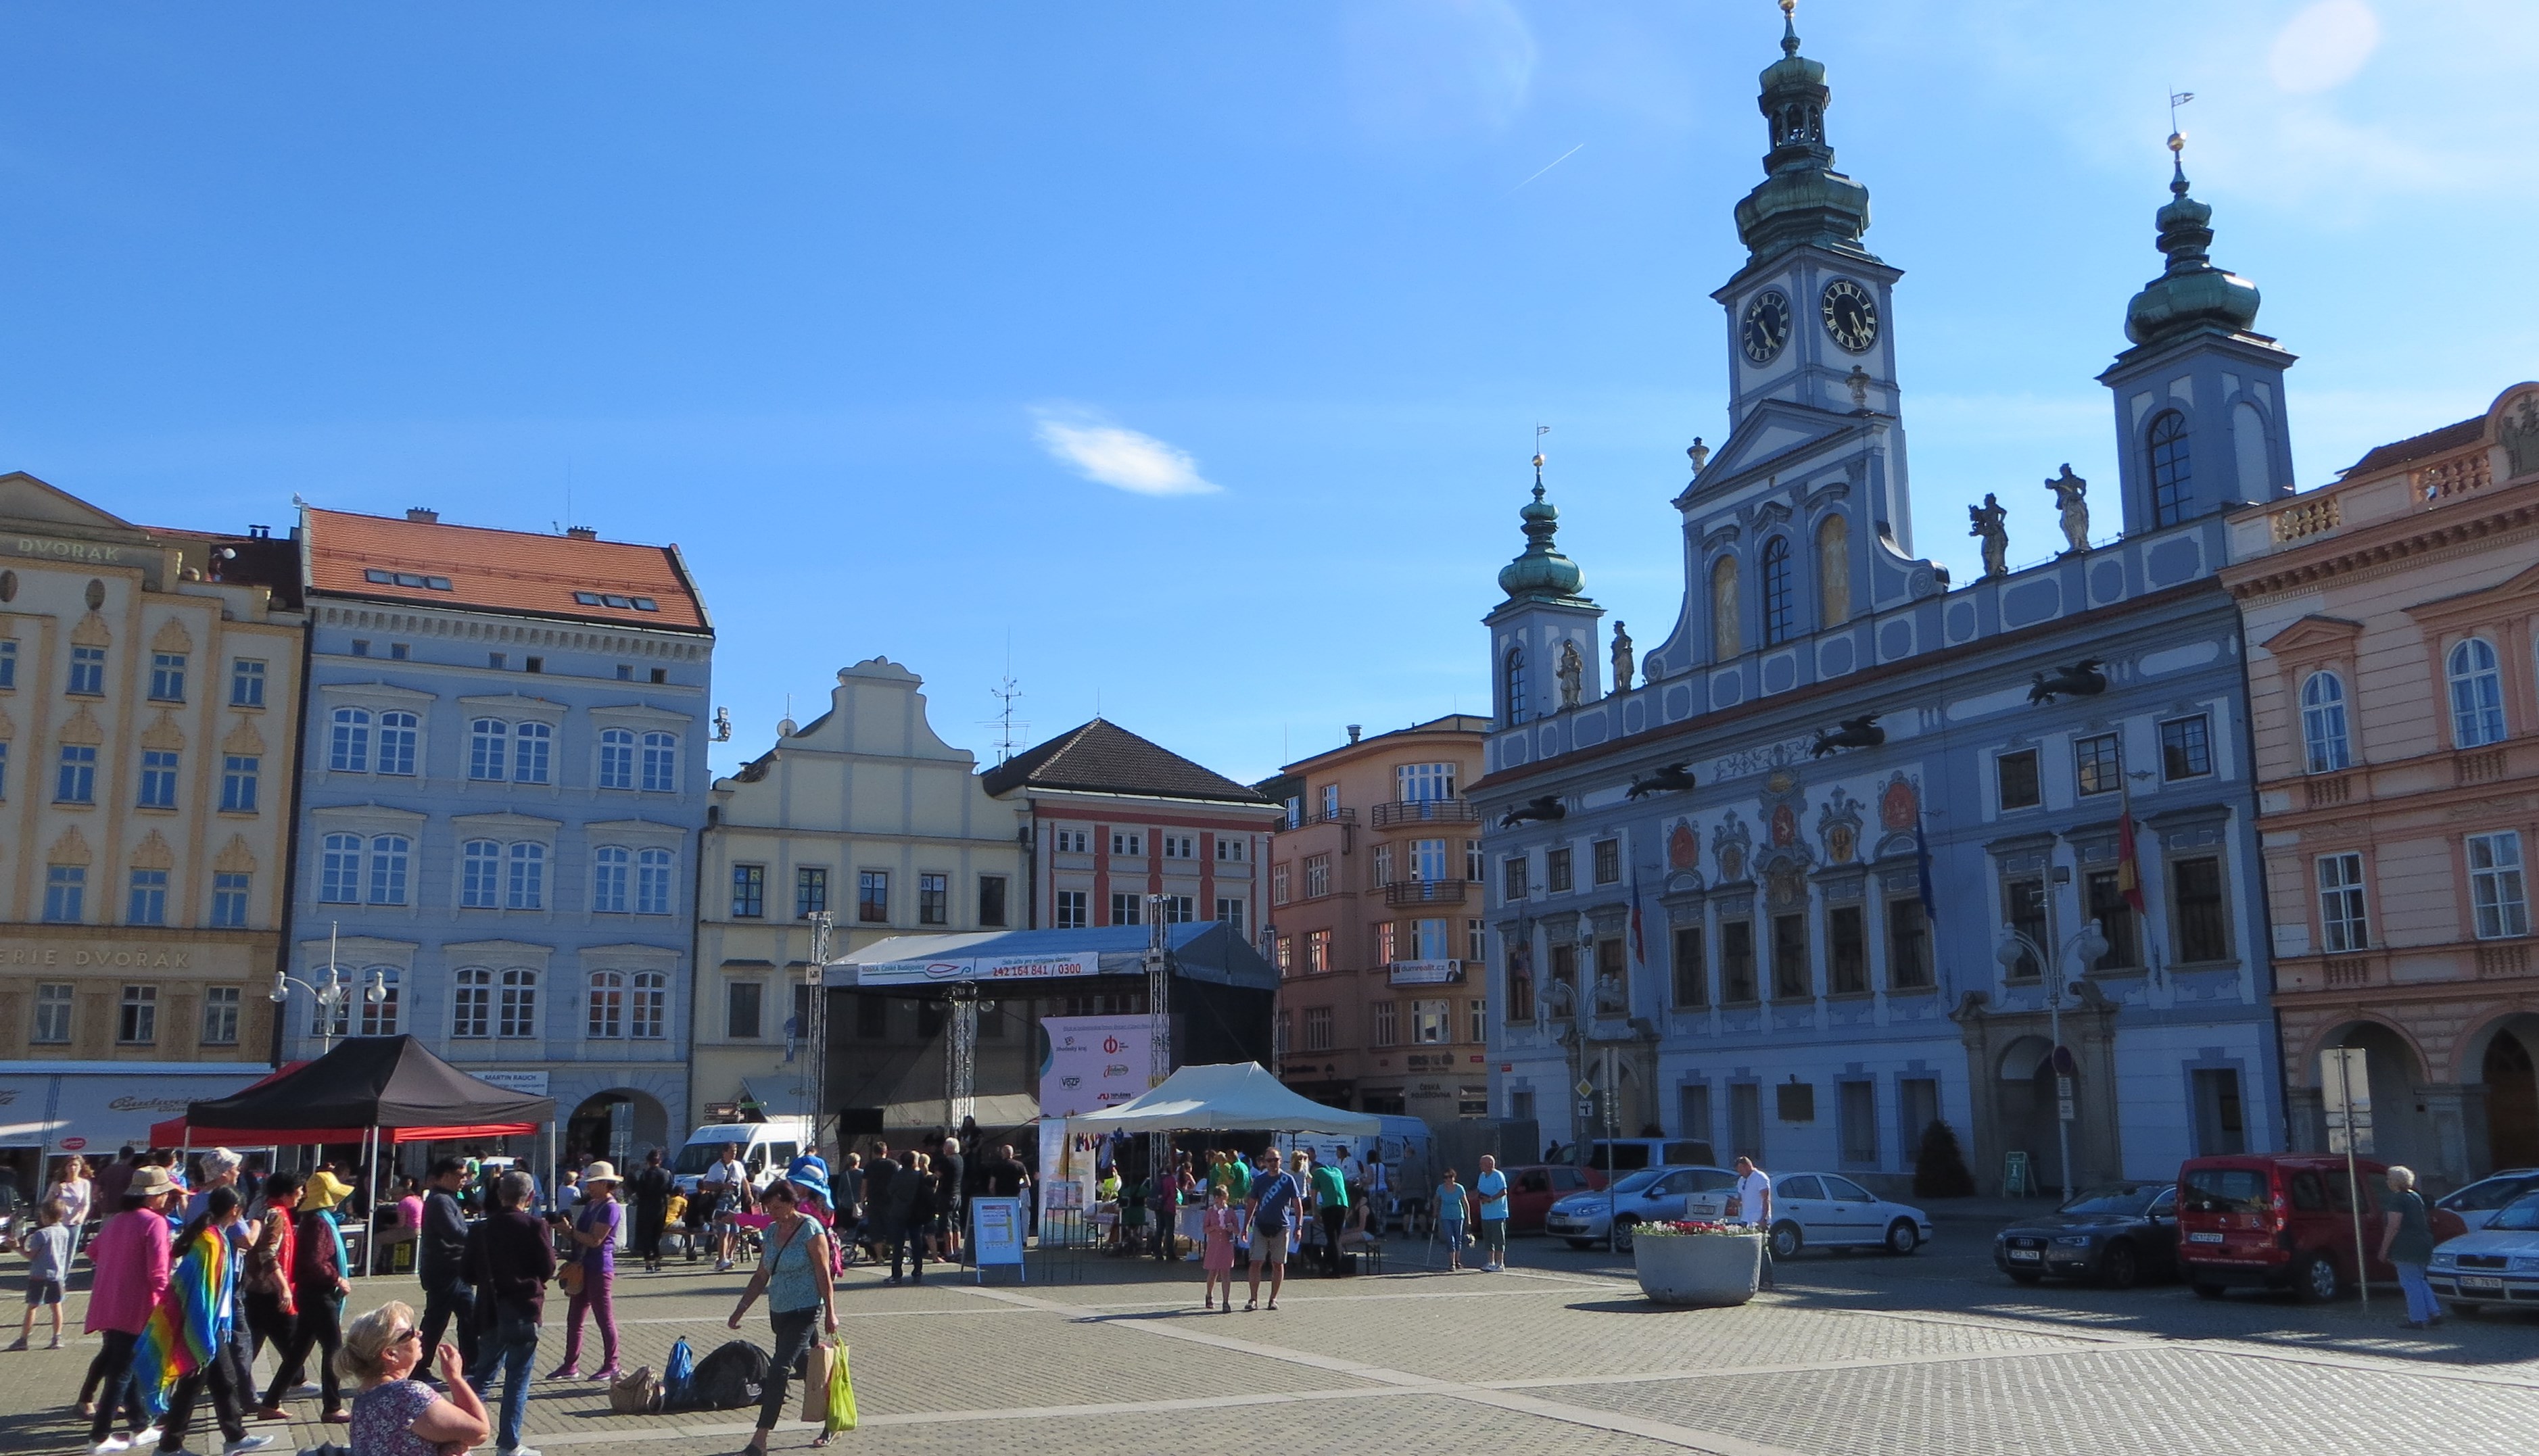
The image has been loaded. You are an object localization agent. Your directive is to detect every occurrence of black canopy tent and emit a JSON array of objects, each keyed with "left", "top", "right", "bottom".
[{"left": 183, "top": 1036, "right": 559, "bottom": 1270}]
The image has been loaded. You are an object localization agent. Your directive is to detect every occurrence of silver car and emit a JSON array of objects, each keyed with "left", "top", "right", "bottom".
[
  {"left": 1685, "top": 1170, "right": 1935, "bottom": 1257},
  {"left": 2434, "top": 1169, "right": 2539, "bottom": 1232},
  {"left": 2427, "top": 1191, "right": 2539, "bottom": 1313}
]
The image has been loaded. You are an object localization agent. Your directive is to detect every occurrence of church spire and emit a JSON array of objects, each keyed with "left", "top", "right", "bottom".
[
  {"left": 1732, "top": 0, "right": 1875, "bottom": 267},
  {"left": 2121, "top": 130, "right": 2261, "bottom": 346},
  {"left": 1496, "top": 452, "right": 1587, "bottom": 605}
]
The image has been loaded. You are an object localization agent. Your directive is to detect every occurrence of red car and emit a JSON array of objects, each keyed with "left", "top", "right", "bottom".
[
  {"left": 1498, "top": 1163, "right": 1608, "bottom": 1234},
  {"left": 2177, "top": 1153, "right": 2466, "bottom": 1302}
]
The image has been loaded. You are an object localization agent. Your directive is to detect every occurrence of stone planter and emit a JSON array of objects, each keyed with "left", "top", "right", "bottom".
[{"left": 1632, "top": 1231, "right": 1763, "bottom": 1306}]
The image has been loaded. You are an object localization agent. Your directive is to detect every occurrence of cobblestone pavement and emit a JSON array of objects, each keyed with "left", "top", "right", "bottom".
[{"left": 7, "top": 1218, "right": 2535, "bottom": 1456}]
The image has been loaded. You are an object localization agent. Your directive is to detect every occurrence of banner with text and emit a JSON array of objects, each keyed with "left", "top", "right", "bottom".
[
  {"left": 855, "top": 951, "right": 1098, "bottom": 987},
  {"left": 1037, "top": 1015, "right": 1155, "bottom": 1119}
]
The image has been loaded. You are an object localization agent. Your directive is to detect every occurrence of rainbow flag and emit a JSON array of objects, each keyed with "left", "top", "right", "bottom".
[{"left": 134, "top": 1226, "right": 231, "bottom": 1418}]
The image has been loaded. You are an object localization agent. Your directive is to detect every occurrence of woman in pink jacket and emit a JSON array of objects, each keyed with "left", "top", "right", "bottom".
[{"left": 84, "top": 1165, "right": 178, "bottom": 1453}]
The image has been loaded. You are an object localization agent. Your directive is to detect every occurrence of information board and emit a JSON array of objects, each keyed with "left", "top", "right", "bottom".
[{"left": 971, "top": 1196, "right": 1026, "bottom": 1282}]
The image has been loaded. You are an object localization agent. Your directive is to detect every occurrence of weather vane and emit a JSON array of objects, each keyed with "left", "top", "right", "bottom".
[
  {"left": 2166, "top": 88, "right": 2194, "bottom": 154},
  {"left": 1533, "top": 424, "right": 1550, "bottom": 488}
]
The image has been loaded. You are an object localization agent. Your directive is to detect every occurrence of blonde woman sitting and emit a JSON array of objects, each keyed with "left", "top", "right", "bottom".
[{"left": 339, "top": 1300, "right": 490, "bottom": 1456}]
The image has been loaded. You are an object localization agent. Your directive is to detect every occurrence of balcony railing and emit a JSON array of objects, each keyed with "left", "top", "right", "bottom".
[
  {"left": 1281, "top": 807, "right": 1356, "bottom": 831},
  {"left": 1371, "top": 798, "right": 1481, "bottom": 828},
  {"left": 1383, "top": 878, "right": 1470, "bottom": 907}
]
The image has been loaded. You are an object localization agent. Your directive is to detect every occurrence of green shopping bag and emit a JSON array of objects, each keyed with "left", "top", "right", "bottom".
[{"left": 824, "top": 1343, "right": 857, "bottom": 1434}]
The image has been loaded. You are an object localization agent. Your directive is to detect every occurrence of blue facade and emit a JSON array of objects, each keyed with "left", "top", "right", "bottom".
[
  {"left": 286, "top": 511, "right": 712, "bottom": 1161},
  {"left": 1474, "top": 16, "right": 2290, "bottom": 1194}
]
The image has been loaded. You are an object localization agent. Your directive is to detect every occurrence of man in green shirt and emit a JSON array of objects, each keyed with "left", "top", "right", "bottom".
[{"left": 1309, "top": 1152, "right": 1350, "bottom": 1275}]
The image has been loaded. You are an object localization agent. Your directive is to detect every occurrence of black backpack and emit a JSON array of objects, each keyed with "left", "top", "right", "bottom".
[{"left": 681, "top": 1340, "right": 772, "bottom": 1411}]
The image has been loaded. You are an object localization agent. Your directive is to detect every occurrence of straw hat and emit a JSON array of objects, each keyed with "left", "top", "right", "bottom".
[
  {"left": 580, "top": 1161, "right": 621, "bottom": 1186},
  {"left": 126, "top": 1166, "right": 176, "bottom": 1198}
]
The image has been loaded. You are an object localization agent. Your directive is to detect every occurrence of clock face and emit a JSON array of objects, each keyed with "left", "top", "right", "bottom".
[
  {"left": 1821, "top": 278, "right": 1878, "bottom": 354},
  {"left": 1740, "top": 289, "right": 1791, "bottom": 364}
]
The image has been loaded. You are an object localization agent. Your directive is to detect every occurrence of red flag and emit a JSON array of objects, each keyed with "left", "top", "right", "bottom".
[{"left": 2116, "top": 809, "right": 2147, "bottom": 915}]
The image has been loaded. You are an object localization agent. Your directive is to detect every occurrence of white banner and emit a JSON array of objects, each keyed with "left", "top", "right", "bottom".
[
  {"left": 1388, "top": 960, "right": 1463, "bottom": 986},
  {"left": 856, "top": 951, "right": 1098, "bottom": 987},
  {"left": 1039, "top": 1015, "right": 1153, "bottom": 1119}
]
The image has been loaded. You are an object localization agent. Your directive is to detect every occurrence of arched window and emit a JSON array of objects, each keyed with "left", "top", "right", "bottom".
[
  {"left": 1711, "top": 556, "right": 1740, "bottom": 660},
  {"left": 636, "top": 848, "right": 675, "bottom": 915},
  {"left": 630, "top": 971, "right": 668, "bottom": 1040},
  {"left": 2449, "top": 638, "right": 2507, "bottom": 748},
  {"left": 640, "top": 731, "right": 679, "bottom": 792},
  {"left": 506, "top": 842, "right": 546, "bottom": 910},
  {"left": 598, "top": 729, "right": 636, "bottom": 790},
  {"left": 1503, "top": 646, "right": 1529, "bottom": 725},
  {"left": 2300, "top": 671, "right": 2350, "bottom": 773},
  {"left": 329, "top": 708, "right": 371, "bottom": 773},
  {"left": 469, "top": 719, "right": 508, "bottom": 781},
  {"left": 513, "top": 721, "right": 552, "bottom": 783},
  {"left": 1816, "top": 513, "right": 1851, "bottom": 625},
  {"left": 452, "top": 967, "right": 492, "bottom": 1039},
  {"left": 1761, "top": 537, "right": 1795, "bottom": 645},
  {"left": 366, "top": 834, "right": 410, "bottom": 906},
  {"left": 592, "top": 846, "right": 631, "bottom": 913},
  {"left": 496, "top": 967, "right": 539, "bottom": 1039},
  {"left": 460, "top": 840, "right": 502, "bottom": 907},
  {"left": 319, "top": 832, "right": 363, "bottom": 904},
  {"left": 587, "top": 969, "right": 625, "bottom": 1039},
  {"left": 2148, "top": 410, "right": 2193, "bottom": 527},
  {"left": 376, "top": 712, "right": 418, "bottom": 776}
]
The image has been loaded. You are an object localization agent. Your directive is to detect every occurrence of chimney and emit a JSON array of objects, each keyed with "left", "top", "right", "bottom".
[
  {"left": 405, "top": 508, "right": 439, "bottom": 524},
  {"left": 565, "top": 526, "right": 598, "bottom": 541},
  {"left": 1346, "top": 725, "right": 1362, "bottom": 744}
]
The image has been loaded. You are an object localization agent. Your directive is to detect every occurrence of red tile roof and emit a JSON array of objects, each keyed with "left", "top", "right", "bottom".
[
  {"left": 302, "top": 508, "right": 709, "bottom": 633},
  {"left": 2338, "top": 416, "right": 2484, "bottom": 481},
  {"left": 980, "top": 719, "right": 1267, "bottom": 805}
]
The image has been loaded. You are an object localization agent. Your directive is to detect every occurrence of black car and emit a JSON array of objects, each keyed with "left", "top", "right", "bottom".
[{"left": 1993, "top": 1182, "right": 2179, "bottom": 1288}]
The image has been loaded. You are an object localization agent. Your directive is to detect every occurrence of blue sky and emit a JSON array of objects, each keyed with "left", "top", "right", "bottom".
[{"left": 3, "top": 1, "right": 2530, "bottom": 785}]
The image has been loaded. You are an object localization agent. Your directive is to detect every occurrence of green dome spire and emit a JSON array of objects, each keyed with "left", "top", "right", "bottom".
[
  {"left": 2122, "top": 135, "right": 2261, "bottom": 346},
  {"left": 1497, "top": 454, "right": 1586, "bottom": 603},
  {"left": 1732, "top": 0, "right": 1875, "bottom": 266}
]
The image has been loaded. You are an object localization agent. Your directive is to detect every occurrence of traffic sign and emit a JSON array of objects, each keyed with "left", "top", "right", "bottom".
[
  {"left": 1576, "top": 1100, "right": 1596, "bottom": 1119},
  {"left": 2056, "top": 1075, "right": 2072, "bottom": 1100},
  {"left": 2058, "top": 1098, "right": 2076, "bottom": 1121},
  {"left": 1574, "top": 1079, "right": 1594, "bottom": 1099}
]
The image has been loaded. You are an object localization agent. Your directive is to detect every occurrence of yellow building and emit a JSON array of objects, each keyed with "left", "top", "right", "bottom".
[{"left": 0, "top": 475, "right": 305, "bottom": 1184}]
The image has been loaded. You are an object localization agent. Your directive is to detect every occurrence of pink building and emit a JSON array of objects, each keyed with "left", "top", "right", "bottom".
[{"left": 2223, "top": 383, "right": 2539, "bottom": 1188}]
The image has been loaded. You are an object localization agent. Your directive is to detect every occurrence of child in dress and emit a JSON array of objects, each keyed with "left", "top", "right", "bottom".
[
  {"left": 1434, "top": 1169, "right": 1470, "bottom": 1271},
  {"left": 1200, "top": 1185, "right": 1240, "bottom": 1310}
]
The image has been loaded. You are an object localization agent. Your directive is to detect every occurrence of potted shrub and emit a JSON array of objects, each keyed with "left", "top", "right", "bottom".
[{"left": 1631, "top": 1220, "right": 1764, "bottom": 1306}]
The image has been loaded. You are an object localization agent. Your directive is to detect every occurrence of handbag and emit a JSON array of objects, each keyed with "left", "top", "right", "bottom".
[
  {"left": 609, "top": 1365, "right": 659, "bottom": 1413},
  {"left": 558, "top": 1254, "right": 586, "bottom": 1296},
  {"left": 799, "top": 1340, "right": 834, "bottom": 1424},
  {"left": 824, "top": 1344, "right": 857, "bottom": 1434}
]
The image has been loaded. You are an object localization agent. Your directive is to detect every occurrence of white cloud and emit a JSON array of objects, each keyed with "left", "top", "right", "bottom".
[
  {"left": 2271, "top": 1, "right": 2383, "bottom": 94},
  {"left": 1030, "top": 410, "right": 1220, "bottom": 497}
]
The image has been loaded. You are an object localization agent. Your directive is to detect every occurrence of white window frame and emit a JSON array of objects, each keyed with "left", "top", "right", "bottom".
[
  {"left": 2467, "top": 831, "right": 2530, "bottom": 940},
  {"left": 2449, "top": 638, "right": 2507, "bottom": 749},
  {"left": 2315, "top": 852, "right": 2369, "bottom": 952},
  {"left": 2300, "top": 671, "right": 2351, "bottom": 773}
]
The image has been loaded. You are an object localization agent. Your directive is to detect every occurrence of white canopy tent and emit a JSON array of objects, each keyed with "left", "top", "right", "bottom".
[{"left": 1062, "top": 1062, "right": 1379, "bottom": 1137}]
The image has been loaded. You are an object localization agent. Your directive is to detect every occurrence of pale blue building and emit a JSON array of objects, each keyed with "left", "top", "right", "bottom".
[
  {"left": 1474, "top": 12, "right": 2287, "bottom": 1196},
  {"left": 285, "top": 506, "right": 713, "bottom": 1163}
]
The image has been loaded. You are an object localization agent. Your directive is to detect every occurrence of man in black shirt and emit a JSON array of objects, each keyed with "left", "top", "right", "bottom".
[
  {"left": 861, "top": 1144, "right": 900, "bottom": 1267},
  {"left": 465, "top": 1171, "right": 555, "bottom": 1456},
  {"left": 415, "top": 1157, "right": 475, "bottom": 1372}
]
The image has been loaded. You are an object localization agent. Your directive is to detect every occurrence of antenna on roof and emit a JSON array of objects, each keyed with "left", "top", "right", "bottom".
[{"left": 983, "top": 633, "right": 1026, "bottom": 765}]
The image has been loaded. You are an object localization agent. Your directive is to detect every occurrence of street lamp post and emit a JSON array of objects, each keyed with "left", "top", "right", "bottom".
[
  {"left": 268, "top": 922, "right": 387, "bottom": 1054},
  {"left": 1991, "top": 917, "right": 2110, "bottom": 1203}
]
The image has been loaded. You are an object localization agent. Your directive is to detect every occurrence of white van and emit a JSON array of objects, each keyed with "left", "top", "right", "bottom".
[{"left": 671, "top": 1119, "right": 815, "bottom": 1200}]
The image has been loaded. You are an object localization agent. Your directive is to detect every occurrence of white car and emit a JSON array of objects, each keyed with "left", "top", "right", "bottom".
[
  {"left": 1684, "top": 1170, "right": 1935, "bottom": 1257},
  {"left": 2435, "top": 1169, "right": 2539, "bottom": 1232},
  {"left": 2427, "top": 1192, "right": 2539, "bottom": 1313},
  {"left": 1543, "top": 1165, "right": 1738, "bottom": 1251}
]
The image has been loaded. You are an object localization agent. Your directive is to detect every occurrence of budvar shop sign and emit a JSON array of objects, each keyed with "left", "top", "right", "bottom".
[{"left": 854, "top": 951, "right": 1097, "bottom": 987}]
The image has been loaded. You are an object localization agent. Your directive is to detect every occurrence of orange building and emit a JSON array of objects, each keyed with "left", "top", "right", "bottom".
[{"left": 1265, "top": 715, "right": 1489, "bottom": 1122}]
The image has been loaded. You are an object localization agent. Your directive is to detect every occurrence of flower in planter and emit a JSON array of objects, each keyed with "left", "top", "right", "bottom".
[{"left": 1633, "top": 1219, "right": 1757, "bottom": 1238}]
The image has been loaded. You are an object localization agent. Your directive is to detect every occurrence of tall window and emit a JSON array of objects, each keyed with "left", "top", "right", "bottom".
[
  {"left": 0, "top": 740, "right": 10, "bottom": 800},
  {"left": 358, "top": 968, "right": 401, "bottom": 1036},
  {"left": 0, "top": 638, "right": 18, "bottom": 688},
  {"left": 1304, "top": 1006, "right": 1334, "bottom": 1052},
  {"left": 598, "top": 729, "right": 636, "bottom": 789},
  {"left": 57, "top": 744, "right": 97, "bottom": 803},
  {"left": 920, "top": 872, "right": 949, "bottom": 925},
  {"left": 118, "top": 985, "right": 158, "bottom": 1045},
  {"left": 149, "top": 653, "right": 187, "bottom": 702},
  {"left": 795, "top": 867, "right": 828, "bottom": 919},
  {"left": 1828, "top": 905, "right": 1867, "bottom": 994},
  {"left": 2083, "top": 869, "right": 2138, "bottom": 970},
  {"left": 2468, "top": 832, "right": 2530, "bottom": 940},
  {"left": 211, "top": 871, "right": 251, "bottom": 928},
  {"left": 1592, "top": 838, "right": 1620, "bottom": 885},
  {"left": 1114, "top": 892, "right": 1144, "bottom": 927},
  {"left": 2073, "top": 733, "right": 2120, "bottom": 797},
  {"left": 330, "top": 707, "right": 371, "bottom": 773},
  {"left": 1546, "top": 848, "right": 1573, "bottom": 893},
  {"left": 1507, "top": 945, "right": 1535, "bottom": 1021},
  {"left": 1161, "top": 894, "right": 1195, "bottom": 923},
  {"left": 593, "top": 846, "right": 631, "bottom": 913},
  {"left": 640, "top": 731, "right": 678, "bottom": 791},
  {"left": 1304, "top": 854, "right": 1331, "bottom": 898},
  {"left": 1671, "top": 925, "right": 1707, "bottom": 1008},
  {"left": 1503, "top": 646, "right": 1528, "bottom": 725},
  {"left": 2448, "top": 639, "right": 2507, "bottom": 748},
  {"left": 2003, "top": 876, "right": 2046, "bottom": 979},
  {"left": 588, "top": 971, "right": 625, "bottom": 1038},
  {"left": 1397, "top": 762, "right": 1456, "bottom": 802},
  {"left": 462, "top": 840, "right": 502, "bottom": 907},
  {"left": 200, "top": 986, "right": 241, "bottom": 1046},
  {"left": 1887, "top": 898, "right": 1931, "bottom": 989},
  {"left": 68, "top": 645, "right": 105, "bottom": 695},
  {"left": 1413, "top": 999, "right": 1450, "bottom": 1044},
  {"left": 43, "top": 866, "right": 84, "bottom": 923},
  {"left": 636, "top": 848, "right": 674, "bottom": 914},
  {"left": 858, "top": 870, "right": 889, "bottom": 923},
  {"left": 513, "top": 721, "right": 552, "bottom": 783},
  {"left": 505, "top": 842, "right": 545, "bottom": 910},
  {"left": 1306, "top": 929, "right": 1332, "bottom": 973},
  {"left": 222, "top": 755, "right": 260, "bottom": 812},
  {"left": 229, "top": 658, "right": 265, "bottom": 707},
  {"left": 1055, "top": 890, "right": 1088, "bottom": 929},
  {"left": 321, "top": 832, "right": 364, "bottom": 903},
  {"left": 1711, "top": 556, "right": 1740, "bottom": 660},
  {"left": 726, "top": 980, "right": 763, "bottom": 1039},
  {"left": 2148, "top": 410, "right": 2192, "bottom": 527},
  {"left": 1997, "top": 749, "right": 2040, "bottom": 810},
  {"left": 1372, "top": 1000, "right": 1398, "bottom": 1047},
  {"left": 1415, "top": 839, "right": 1449, "bottom": 883},
  {"left": 1417, "top": 918, "right": 1451, "bottom": 960},
  {"left": 137, "top": 749, "right": 180, "bottom": 808},
  {"left": 32, "top": 983, "right": 72, "bottom": 1044},
  {"left": 2171, "top": 856, "right": 2229, "bottom": 962},
  {"left": 127, "top": 869, "right": 168, "bottom": 925},
  {"left": 630, "top": 971, "right": 667, "bottom": 1039},
  {"left": 2316, "top": 853, "right": 2369, "bottom": 952},
  {"left": 1771, "top": 913, "right": 1810, "bottom": 1000},
  {"left": 452, "top": 967, "right": 492, "bottom": 1038},
  {"left": 2300, "top": 671, "right": 2351, "bottom": 773},
  {"left": 367, "top": 835, "right": 410, "bottom": 905},
  {"left": 730, "top": 864, "right": 766, "bottom": 918},
  {"left": 1503, "top": 856, "right": 1527, "bottom": 902},
  {"left": 2160, "top": 714, "right": 2213, "bottom": 779},
  {"left": 469, "top": 719, "right": 508, "bottom": 780},
  {"left": 496, "top": 968, "right": 539, "bottom": 1039},
  {"left": 1761, "top": 536, "right": 1795, "bottom": 644},
  {"left": 983, "top": 877, "right": 1012, "bottom": 927},
  {"left": 1719, "top": 919, "right": 1756, "bottom": 1002},
  {"left": 377, "top": 712, "right": 417, "bottom": 775}
]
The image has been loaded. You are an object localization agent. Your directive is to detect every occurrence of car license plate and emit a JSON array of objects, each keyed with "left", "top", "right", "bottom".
[
  {"left": 2008, "top": 1248, "right": 2041, "bottom": 1261},
  {"left": 2462, "top": 1276, "right": 2505, "bottom": 1290},
  {"left": 2188, "top": 1232, "right": 2225, "bottom": 1244}
]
